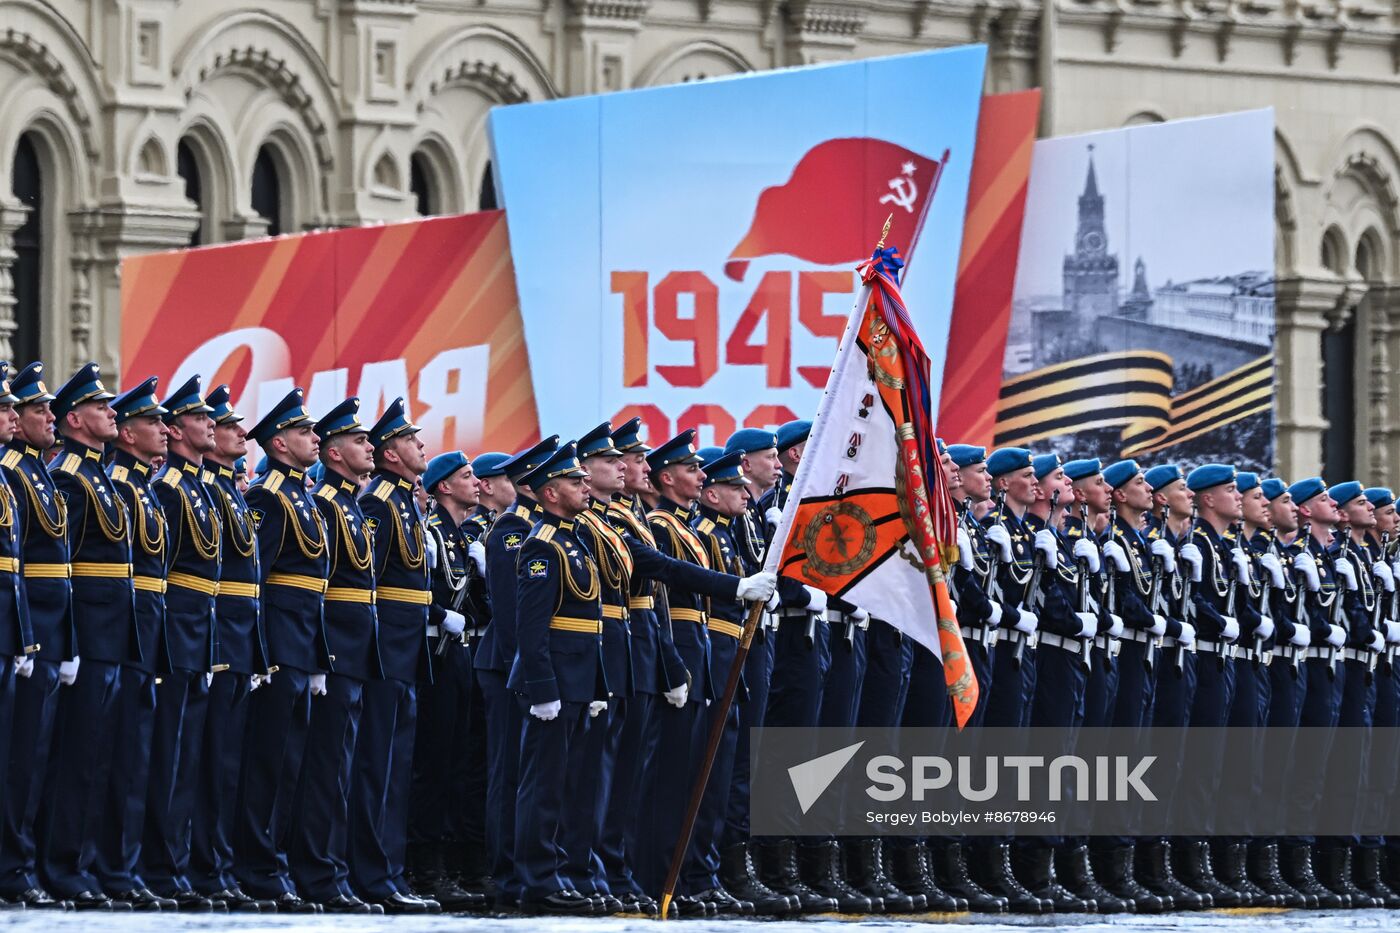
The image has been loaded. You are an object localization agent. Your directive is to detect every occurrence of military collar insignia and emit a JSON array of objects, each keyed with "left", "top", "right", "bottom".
[
  {"left": 337, "top": 477, "right": 358, "bottom": 496},
  {"left": 84, "top": 447, "right": 102, "bottom": 462},
  {"left": 397, "top": 477, "right": 413, "bottom": 491},
  {"left": 218, "top": 466, "right": 233, "bottom": 479},
  {"left": 134, "top": 461, "right": 149, "bottom": 476},
  {"left": 23, "top": 446, "right": 38, "bottom": 458},
  {"left": 287, "top": 468, "right": 304, "bottom": 482},
  {"left": 181, "top": 460, "right": 200, "bottom": 475}
]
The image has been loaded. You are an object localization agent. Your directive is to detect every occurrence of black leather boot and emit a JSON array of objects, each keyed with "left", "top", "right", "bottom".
[
  {"left": 1058, "top": 846, "right": 1129, "bottom": 914},
  {"left": 1091, "top": 845, "right": 1167, "bottom": 913},
  {"left": 1211, "top": 841, "right": 1267, "bottom": 907},
  {"left": 1284, "top": 844, "right": 1345, "bottom": 909},
  {"left": 1248, "top": 841, "right": 1311, "bottom": 908},
  {"left": 1136, "top": 840, "right": 1207, "bottom": 909},
  {"left": 1320, "top": 846, "right": 1374, "bottom": 907},
  {"left": 1382, "top": 848, "right": 1400, "bottom": 891},
  {"left": 1014, "top": 845, "right": 1094, "bottom": 912},
  {"left": 932, "top": 842, "right": 1006, "bottom": 912},
  {"left": 844, "top": 839, "right": 920, "bottom": 913},
  {"left": 885, "top": 843, "right": 960, "bottom": 912},
  {"left": 753, "top": 839, "right": 838, "bottom": 913},
  {"left": 1352, "top": 846, "right": 1400, "bottom": 908},
  {"left": 977, "top": 843, "right": 1051, "bottom": 914},
  {"left": 1178, "top": 840, "right": 1237, "bottom": 906},
  {"left": 720, "top": 843, "right": 798, "bottom": 915},
  {"left": 798, "top": 841, "right": 874, "bottom": 913}
]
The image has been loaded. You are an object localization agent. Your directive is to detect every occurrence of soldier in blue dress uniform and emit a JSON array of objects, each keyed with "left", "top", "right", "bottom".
[
  {"left": 38, "top": 364, "right": 130, "bottom": 909},
  {"left": 0, "top": 365, "right": 31, "bottom": 909},
  {"left": 351, "top": 398, "right": 454, "bottom": 913},
  {"left": 286, "top": 397, "right": 384, "bottom": 914},
  {"left": 236, "top": 388, "right": 329, "bottom": 913},
  {"left": 0, "top": 362, "right": 69, "bottom": 908},
  {"left": 189, "top": 385, "right": 270, "bottom": 911},
  {"left": 96, "top": 378, "right": 177, "bottom": 911}
]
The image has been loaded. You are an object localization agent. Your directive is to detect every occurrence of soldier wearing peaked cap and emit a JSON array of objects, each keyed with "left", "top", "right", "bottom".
[
  {"left": 93, "top": 378, "right": 176, "bottom": 911},
  {"left": 0, "top": 362, "right": 71, "bottom": 908},
  {"left": 0, "top": 365, "right": 30, "bottom": 909},
  {"left": 1361, "top": 487, "right": 1400, "bottom": 904},
  {"left": 187, "top": 385, "right": 270, "bottom": 910},
  {"left": 406, "top": 450, "right": 490, "bottom": 910},
  {"left": 284, "top": 397, "right": 384, "bottom": 915},
  {"left": 349, "top": 399, "right": 448, "bottom": 914},
  {"left": 475, "top": 434, "right": 557, "bottom": 905},
  {"left": 33, "top": 363, "right": 131, "bottom": 909},
  {"left": 234, "top": 388, "right": 329, "bottom": 913},
  {"left": 142, "top": 375, "right": 224, "bottom": 909}
]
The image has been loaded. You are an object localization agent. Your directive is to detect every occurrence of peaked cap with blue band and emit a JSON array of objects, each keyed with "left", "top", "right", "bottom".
[
  {"left": 1102, "top": 460, "right": 1141, "bottom": 489},
  {"left": 368, "top": 398, "right": 419, "bottom": 449},
  {"left": 206, "top": 384, "right": 243, "bottom": 425},
  {"left": 520, "top": 441, "right": 587, "bottom": 490},
  {"left": 775, "top": 420, "right": 811, "bottom": 453},
  {"left": 986, "top": 447, "right": 1032, "bottom": 478},
  {"left": 647, "top": 430, "right": 705, "bottom": 471},
  {"left": 578, "top": 421, "right": 623, "bottom": 459},
  {"left": 0, "top": 363, "right": 18, "bottom": 406},
  {"left": 1261, "top": 478, "right": 1289, "bottom": 501},
  {"left": 1186, "top": 463, "right": 1236, "bottom": 492},
  {"left": 947, "top": 444, "right": 986, "bottom": 468},
  {"left": 112, "top": 377, "right": 167, "bottom": 424},
  {"left": 315, "top": 397, "right": 365, "bottom": 440},
  {"left": 1032, "top": 453, "right": 1062, "bottom": 480},
  {"left": 1365, "top": 487, "right": 1395, "bottom": 509},
  {"left": 1328, "top": 481, "right": 1365, "bottom": 508},
  {"left": 160, "top": 374, "right": 213, "bottom": 423},
  {"left": 248, "top": 388, "right": 314, "bottom": 446},
  {"left": 701, "top": 450, "right": 750, "bottom": 486},
  {"left": 472, "top": 451, "right": 511, "bottom": 479},
  {"left": 11, "top": 362, "right": 55, "bottom": 406},
  {"left": 424, "top": 451, "right": 472, "bottom": 492},
  {"left": 725, "top": 428, "right": 778, "bottom": 456},
  {"left": 53, "top": 362, "right": 116, "bottom": 422},
  {"left": 1287, "top": 477, "right": 1327, "bottom": 506},
  {"left": 502, "top": 435, "right": 560, "bottom": 482},
  {"left": 611, "top": 417, "right": 650, "bottom": 454}
]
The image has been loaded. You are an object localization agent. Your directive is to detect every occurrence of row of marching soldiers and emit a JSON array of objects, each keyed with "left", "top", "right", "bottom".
[{"left": 931, "top": 443, "right": 1400, "bottom": 914}]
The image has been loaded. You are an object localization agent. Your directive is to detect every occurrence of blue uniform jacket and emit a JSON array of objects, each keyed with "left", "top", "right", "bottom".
[
  {"left": 207, "top": 461, "right": 269, "bottom": 675},
  {"left": 315, "top": 473, "right": 383, "bottom": 682},
  {"left": 155, "top": 453, "right": 221, "bottom": 672},
  {"left": 110, "top": 452, "right": 170, "bottom": 673},
  {"left": 0, "top": 461, "right": 32, "bottom": 659},
  {"left": 3, "top": 441, "right": 74, "bottom": 661},
  {"left": 476, "top": 497, "right": 539, "bottom": 676},
  {"left": 607, "top": 495, "right": 688, "bottom": 694},
  {"left": 361, "top": 471, "right": 439, "bottom": 684}
]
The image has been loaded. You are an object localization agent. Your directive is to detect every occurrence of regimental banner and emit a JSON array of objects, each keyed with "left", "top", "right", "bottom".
[
  {"left": 993, "top": 109, "right": 1275, "bottom": 471},
  {"left": 489, "top": 48, "right": 987, "bottom": 446},
  {"left": 937, "top": 90, "right": 1041, "bottom": 448},
  {"left": 121, "top": 212, "right": 541, "bottom": 460}
]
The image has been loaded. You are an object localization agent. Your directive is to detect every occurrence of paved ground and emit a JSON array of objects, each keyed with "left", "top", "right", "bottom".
[{"left": 0, "top": 907, "right": 1389, "bottom": 931}]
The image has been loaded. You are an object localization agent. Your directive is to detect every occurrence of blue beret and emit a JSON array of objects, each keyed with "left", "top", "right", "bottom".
[
  {"left": 1261, "top": 478, "right": 1289, "bottom": 501},
  {"left": 1144, "top": 464, "right": 1183, "bottom": 492},
  {"left": 112, "top": 377, "right": 167, "bottom": 424},
  {"left": 701, "top": 450, "right": 750, "bottom": 487},
  {"left": 306, "top": 461, "right": 325, "bottom": 485},
  {"left": 368, "top": 397, "right": 420, "bottom": 449},
  {"left": 1102, "top": 460, "right": 1140, "bottom": 490},
  {"left": 502, "top": 435, "right": 560, "bottom": 482},
  {"left": 248, "top": 388, "right": 313, "bottom": 445},
  {"left": 936, "top": 437, "right": 947, "bottom": 455},
  {"left": 1032, "top": 453, "right": 1061, "bottom": 480},
  {"left": 986, "top": 447, "right": 1032, "bottom": 478},
  {"left": 577, "top": 421, "right": 622, "bottom": 459},
  {"left": 53, "top": 362, "right": 116, "bottom": 422},
  {"left": 472, "top": 451, "right": 511, "bottom": 479},
  {"left": 1328, "top": 481, "right": 1364, "bottom": 509},
  {"left": 206, "top": 384, "right": 243, "bottom": 425},
  {"left": 10, "top": 361, "right": 55, "bottom": 406},
  {"left": 946, "top": 444, "right": 986, "bottom": 468},
  {"left": 1235, "top": 472, "right": 1260, "bottom": 494},
  {"left": 254, "top": 455, "right": 269, "bottom": 478},
  {"left": 315, "top": 397, "right": 365, "bottom": 440},
  {"left": 696, "top": 446, "right": 724, "bottom": 466},
  {"left": 1186, "top": 463, "right": 1236, "bottom": 492},
  {"left": 725, "top": 428, "right": 778, "bottom": 455},
  {"left": 160, "top": 374, "right": 212, "bottom": 423},
  {"left": 1064, "top": 458, "right": 1102, "bottom": 482},
  {"left": 1287, "top": 477, "right": 1326, "bottom": 506},
  {"left": 647, "top": 430, "right": 704, "bottom": 471},
  {"left": 519, "top": 441, "right": 586, "bottom": 490},
  {"left": 1365, "top": 487, "right": 1395, "bottom": 509},
  {"left": 776, "top": 420, "right": 811, "bottom": 453},
  {"left": 424, "top": 451, "right": 471, "bottom": 492},
  {"left": 611, "top": 417, "right": 651, "bottom": 454}
]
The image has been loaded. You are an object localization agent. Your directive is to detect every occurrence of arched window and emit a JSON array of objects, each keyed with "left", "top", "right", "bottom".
[
  {"left": 251, "top": 146, "right": 283, "bottom": 237},
  {"left": 1320, "top": 226, "right": 1353, "bottom": 479},
  {"left": 177, "top": 139, "right": 204, "bottom": 247},
  {"left": 10, "top": 133, "right": 43, "bottom": 365},
  {"left": 410, "top": 152, "right": 436, "bottom": 217},
  {"left": 478, "top": 161, "right": 497, "bottom": 212}
]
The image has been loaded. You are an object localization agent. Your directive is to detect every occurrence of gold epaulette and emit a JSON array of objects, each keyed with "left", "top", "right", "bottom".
[
  {"left": 315, "top": 485, "right": 337, "bottom": 501},
  {"left": 110, "top": 465, "right": 129, "bottom": 484},
  {"left": 262, "top": 470, "right": 285, "bottom": 494},
  {"left": 161, "top": 469, "right": 181, "bottom": 487},
  {"left": 56, "top": 453, "right": 80, "bottom": 474},
  {"left": 532, "top": 524, "right": 557, "bottom": 544},
  {"left": 0, "top": 450, "right": 19, "bottom": 469},
  {"left": 370, "top": 480, "right": 393, "bottom": 501},
  {"left": 697, "top": 518, "right": 716, "bottom": 536}
]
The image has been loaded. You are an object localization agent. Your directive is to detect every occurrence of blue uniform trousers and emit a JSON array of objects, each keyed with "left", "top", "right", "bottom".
[
  {"left": 38, "top": 659, "right": 121, "bottom": 898},
  {"left": 0, "top": 659, "right": 60, "bottom": 896},
  {"left": 1190, "top": 649, "right": 1236, "bottom": 726},
  {"left": 637, "top": 694, "right": 704, "bottom": 896},
  {"left": 682, "top": 632, "right": 743, "bottom": 895},
  {"left": 1287, "top": 658, "right": 1343, "bottom": 847},
  {"left": 1331, "top": 659, "right": 1375, "bottom": 848},
  {"left": 409, "top": 639, "right": 484, "bottom": 860},
  {"left": 0, "top": 663, "right": 12, "bottom": 879},
  {"left": 959, "top": 640, "right": 993, "bottom": 727},
  {"left": 1152, "top": 650, "right": 1197, "bottom": 727},
  {"left": 289, "top": 674, "right": 363, "bottom": 901},
  {"left": 856, "top": 620, "right": 912, "bottom": 728},
  {"left": 892, "top": 644, "right": 950, "bottom": 853},
  {"left": 189, "top": 672, "right": 253, "bottom": 895},
  {"left": 605, "top": 692, "right": 656, "bottom": 896},
  {"left": 95, "top": 666, "right": 157, "bottom": 895},
  {"left": 142, "top": 670, "right": 210, "bottom": 896},
  {"left": 234, "top": 666, "right": 312, "bottom": 898},
  {"left": 593, "top": 698, "right": 636, "bottom": 893},
  {"left": 819, "top": 622, "right": 867, "bottom": 728},
  {"left": 477, "top": 668, "right": 522, "bottom": 901},
  {"left": 1083, "top": 644, "right": 1119, "bottom": 728},
  {"left": 559, "top": 700, "right": 609, "bottom": 894},
  {"left": 1374, "top": 663, "right": 1400, "bottom": 859},
  {"left": 1228, "top": 656, "right": 1271, "bottom": 726},
  {"left": 984, "top": 642, "right": 1035, "bottom": 727},
  {"left": 513, "top": 699, "right": 587, "bottom": 902},
  {"left": 1110, "top": 642, "right": 1156, "bottom": 728},
  {"left": 349, "top": 676, "right": 416, "bottom": 900},
  {"left": 1260, "top": 659, "right": 1306, "bottom": 840},
  {"left": 722, "top": 630, "right": 774, "bottom": 848},
  {"left": 761, "top": 617, "right": 830, "bottom": 842}
]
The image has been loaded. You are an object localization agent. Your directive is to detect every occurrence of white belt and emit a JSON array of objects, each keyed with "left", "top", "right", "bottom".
[
  {"left": 1039, "top": 631, "right": 1091, "bottom": 656},
  {"left": 1120, "top": 629, "right": 1158, "bottom": 645},
  {"left": 1343, "top": 647, "right": 1377, "bottom": 664},
  {"left": 827, "top": 610, "right": 869, "bottom": 630},
  {"left": 961, "top": 625, "right": 998, "bottom": 648},
  {"left": 1160, "top": 634, "right": 1196, "bottom": 652},
  {"left": 1094, "top": 633, "right": 1123, "bottom": 657},
  {"left": 1306, "top": 646, "right": 1338, "bottom": 660},
  {"left": 1196, "top": 639, "right": 1236, "bottom": 659},
  {"left": 778, "top": 608, "right": 819, "bottom": 621},
  {"left": 427, "top": 624, "right": 441, "bottom": 638},
  {"left": 1272, "top": 644, "right": 1303, "bottom": 660},
  {"left": 1001, "top": 628, "right": 1035, "bottom": 646}
]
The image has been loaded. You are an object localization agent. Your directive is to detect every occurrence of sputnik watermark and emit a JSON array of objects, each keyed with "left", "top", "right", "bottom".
[{"left": 865, "top": 755, "right": 1156, "bottom": 803}]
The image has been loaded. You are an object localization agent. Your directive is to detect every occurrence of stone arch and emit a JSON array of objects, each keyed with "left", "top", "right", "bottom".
[
  {"left": 1274, "top": 127, "right": 1305, "bottom": 276},
  {"left": 372, "top": 152, "right": 400, "bottom": 192},
  {"left": 634, "top": 40, "right": 754, "bottom": 88},
  {"left": 1321, "top": 125, "right": 1400, "bottom": 278},
  {"left": 0, "top": 0, "right": 104, "bottom": 166},
  {"left": 1122, "top": 108, "right": 1167, "bottom": 127},
  {"left": 1321, "top": 224, "right": 1349, "bottom": 276},
  {"left": 1357, "top": 227, "right": 1387, "bottom": 282},
  {"left": 409, "top": 133, "right": 460, "bottom": 216},
  {"left": 245, "top": 123, "right": 320, "bottom": 233},
  {"left": 176, "top": 114, "right": 237, "bottom": 244}
]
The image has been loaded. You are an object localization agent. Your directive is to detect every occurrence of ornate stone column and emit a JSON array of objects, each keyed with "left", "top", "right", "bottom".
[
  {"left": 0, "top": 200, "right": 31, "bottom": 362},
  {"left": 1273, "top": 274, "right": 1353, "bottom": 478}
]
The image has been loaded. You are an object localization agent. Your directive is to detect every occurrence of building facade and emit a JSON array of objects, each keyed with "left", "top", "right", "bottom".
[{"left": 1, "top": 0, "right": 1397, "bottom": 480}]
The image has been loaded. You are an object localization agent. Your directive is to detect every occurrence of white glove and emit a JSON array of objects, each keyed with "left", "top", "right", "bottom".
[
  {"left": 1230, "top": 547, "right": 1252, "bottom": 585},
  {"left": 765, "top": 591, "right": 780, "bottom": 611},
  {"left": 589, "top": 699, "right": 608, "bottom": 718},
  {"left": 1179, "top": 543, "right": 1204, "bottom": 582},
  {"left": 206, "top": 671, "right": 214, "bottom": 688},
  {"left": 765, "top": 507, "right": 782, "bottom": 530},
  {"left": 803, "top": 585, "right": 828, "bottom": 616},
  {"left": 1013, "top": 608, "right": 1039, "bottom": 635},
  {"left": 250, "top": 673, "right": 266, "bottom": 691},
  {"left": 1254, "top": 616, "right": 1275, "bottom": 642},
  {"left": 1072, "top": 538, "right": 1100, "bottom": 574},
  {"left": 1103, "top": 540, "right": 1130, "bottom": 572},
  {"left": 468, "top": 540, "right": 487, "bottom": 575},
  {"left": 425, "top": 529, "right": 439, "bottom": 570},
  {"left": 663, "top": 683, "right": 689, "bottom": 708},
  {"left": 957, "top": 527, "right": 974, "bottom": 570},
  {"left": 1335, "top": 559, "right": 1358, "bottom": 591},
  {"left": 1293, "top": 552, "right": 1321, "bottom": 591},
  {"left": 1033, "top": 529, "right": 1059, "bottom": 568},
  {"left": 1259, "top": 552, "right": 1286, "bottom": 588},
  {"left": 848, "top": 606, "right": 870, "bottom": 628},
  {"left": 530, "top": 699, "right": 562, "bottom": 721},
  {"left": 1326, "top": 624, "right": 1346, "bottom": 648},
  {"left": 1289, "top": 624, "right": 1311, "bottom": 648},
  {"left": 1374, "top": 561, "right": 1396, "bottom": 593},
  {"left": 15, "top": 655, "right": 32, "bottom": 678},
  {"left": 1149, "top": 538, "right": 1177, "bottom": 573},
  {"left": 1149, "top": 614, "right": 1168, "bottom": 636},
  {"left": 59, "top": 657, "right": 79, "bottom": 686},
  {"left": 736, "top": 572, "right": 778, "bottom": 603},
  {"left": 443, "top": 609, "right": 466, "bottom": 635},
  {"left": 1369, "top": 630, "right": 1386, "bottom": 653},
  {"left": 1220, "top": 615, "right": 1240, "bottom": 641},
  {"left": 986, "top": 602, "right": 1003, "bottom": 627},
  {"left": 1393, "top": 558, "right": 1400, "bottom": 584},
  {"left": 309, "top": 673, "right": 327, "bottom": 696},
  {"left": 1074, "top": 611, "right": 1097, "bottom": 638},
  {"left": 985, "top": 524, "right": 1013, "bottom": 561},
  {"left": 1107, "top": 613, "right": 1124, "bottom": 637},
  {"left": 1178, "top": 620, "right": 1197, "bottom": 647},
  {"left": 1385, "top": 620, "right": 1400, "bottom": 644}
]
